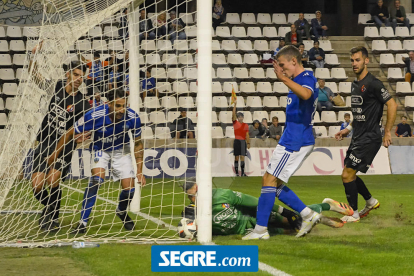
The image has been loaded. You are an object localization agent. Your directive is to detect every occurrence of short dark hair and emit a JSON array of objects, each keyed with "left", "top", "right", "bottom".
[
  {"left": 93, "top": 51, "right": 101, "bottom": 58},
  {"left": 344, "top": 113, "right": 351, "bottom": 117},
  {"left": 262, "top": 118, "right": 267, "bottom": 121},
  {"left": 276, "top": 45, "right": 302, "bottom": 65},
  {"left": 66, "top": 61, "right": 86, "bottom": 74},
  {"left": 402, "top": 115, "right": 407, "bottom": 119},
  {"left": 350, "top": 46, "right": 369, "bottom": 58},
  {"left": 179, "top": 107, "right": 187, "bottom": 112},
  {"left": 236, "top": 112, "right": 244, "bottom": 118},
  {"left": 182, "top": 177, "right": 196, "bottom": 192},
  {"left": 298, "top": 43, "right": 304, "bottom": 47},
  {"left": 314, "top": 40, "right": 319, "bottom": 45},
  {"left": 107, "top": 89, "right": 126, "bottom": 102},
  {"left": 272, "top": 116, "right": 279, "bottom": 121}
]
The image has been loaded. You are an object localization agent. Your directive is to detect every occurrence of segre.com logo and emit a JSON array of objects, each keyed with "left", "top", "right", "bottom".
[{"left": 151, "top": 245, "right": 258, "bottom": 272}]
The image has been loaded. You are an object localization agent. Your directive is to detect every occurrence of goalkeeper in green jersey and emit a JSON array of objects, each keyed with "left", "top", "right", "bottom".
[{"left": 181, "top": 178, "right": 354, "bottom": 236}]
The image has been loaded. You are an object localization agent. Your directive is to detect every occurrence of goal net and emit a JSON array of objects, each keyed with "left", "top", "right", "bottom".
[{"left": 0, "top": 0, "right": 200, "bottom": 246}]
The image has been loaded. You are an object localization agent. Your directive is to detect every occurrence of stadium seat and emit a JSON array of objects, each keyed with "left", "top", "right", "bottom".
[
  {"left": 0, "top": 41, "right": 8, "bottom": 52},
  {"left": 380, "top": 27, "right": 395, "bottom": 38},
  {"left": 313, "top": 126, "right": 328, "bottom": 137},
  {"left": 339, "top": 82, "right": 352, "bottom": 95},
  {"left": 219, "top": 111, "right": 232, "bottom": 124},
  {"left": 287, "top": 13, "right": 299, "bottom": 24},
  {"left": 161, "top": 96, "right": 178, "bottom": 109},
  {"left": 328, "top": 126, "right": 341, "bottom": 137},
  {"left": 338, "top": 111, "right": 353, "bottom": 121},
  {"left": 331, "top": 68, "right": 348, "bottom": 81},
  {"left": 358, "top": 13, "right": 372, "bottom": 25},
  {"left": 207, "top": 82, "right": 221, "bottom": 94},
  {"left": 254, "top": 40, "right": 269, "bottom": 52},
  {"left": 212, "top": 53, "right": 227, "bottom": 65},
  {"left": 212, "top": 126, "right": 224, "bottom": 138},
  {"left": 9, "top": 40, "right": 24, "bottom": 52},
  {"left": 270, "top": 40, "right": 279, "bottom": 51},
  {"left": 141, "top": 127, "right": 154, "bottom": 139},
  {"left": 167, "top": 68, "right": 183, "bottom": 79},
  {"left": 238, "top": 40, "right": 253, "bottom": 52},
  {"left": 240, "top": 82, "right": 255, "bottom": 94},
  {"left": 229, "top": 96, "right": 246, "bottom": 109},
  {"left": 12, "top": 54, "right": 25, "bottom": 66},
  {"left": 228, "top": 54, "right": 243, "bottom": 65},
  {"left": 144, "top": 97, "right": 161, "bottom": 109},
  {"left": 372, "top": 40, "right": 387, "bottom": 53},
  {"left": 257, "top": 82, "right": 273, "bottom": 94},
  {"left": 178, "top": 53, "right": 195, "bottom": 65},
  {"left": 225, "top": 126, "right": 235, "bottom": 138},
  {"left": 345, "top": 97, "right": 351, "bottom": 107},
  {"left": 76, "top": 40, "right": 91, "bottom": 51},
  {"left": 157, "top": 82, "right": 171, "bottom": 94},
  {"left": 211, "top": 111, "right": 218, "bottom": 124},
  {"left": 179, "top": 97, "right": 195, "bottom": 108},
  {"left": 387, "top": 68, "right": 404, "bottom": 81},
  {"left": 22, "top": 26, "right": 39, "bottom": 38},
  {"left": 223, "top": 82, "right": 239, "bottom": 94},
  {"left": 183, "top": 68, "right": 197, "bottom": 79},
  {"left": 141, "top": 40, "right": 156, "bottom": 51},
  {"left": 263, "top": 96, "right": 279, "bottom": 108},
  {"left": 185, "top": 25, "right": 198, "bottom": 37},
  {"left": 315, "top": 68, "right": 331, "bottom": 79},
  {"left": 6, "top": 26, "right": 21, "bottom": 38},
  {"left": 216, "top": 67, "right": 233, "bottom": 79},
  {"left": 155, "top": 127, "right": 172, "bottom": 139},
  {"left": 0, "top": 98, "right": 4, "bottom": 111},
  {"left": 405, "top": 96, "right": 414, "bottom": 109},
  {"left": 216, "top": 26, "right": 231, "bottom": 38},
  {"left": 364, "top": 27, "right": 379, "bottom": 39},
  {"left": 380, "top": 54, "right": 396, "bottom": 67},
  {"left": 5, "top": 98, "right": 16, "bottom": 111},
  {"left": 172, "top": 82, "right": 189, "bottom": 94},
  {"left": 0, "top": 113, "right": 7, "bottom": 126},
  {"left": 242, "top": 13, "right": 256, "bottom": 24},
  {"left": 0, "top": 69, "right": 15, "bottom": 80},
  {"left": 272, "top": 13, "right": 287, "bottom": 24},
  {"left": 163, "top": 53, "right": 178, "bottom": 65},
  {"left": 180, "top": 13, "right": 194, "bottom": 24},
  {"left": 250, "top": 68, "right": 265, "bottom": 79},
  {"left": 266, "top": 68, "right": 277, "bottom": 79},
  {"left": 88, "top": 26, "right": 102, "bottom": 38},
  {"left": 246, "top": 96, "right": 262, "bottom": 108},
  {"left": 321, "top": 111, "right": 337, "bottom": 123},
  {"left": 257, "top": 13, "right": 271, "bottom": 24},
  {"left": 396, "top": 53, "right": 408, "bottom": 65},
  {"left": 222, "top": 40, "right": 237, "bottom": 52},
  {"left": 279, "top": 96, "right": 287, "bottom": 108},
  {"left": 388, "top": 40, "right": 403, "bottom": 52},
  {"left": 103, "top": 26, "right": 119, "bottom": 38},
  {"left": 187, "top": 111, "right": 198, "bottom": 124},
  {"left": 247, "top": 27, "right": 262, "bottom": 38},
  {"left": 270, "top": 111, "right": 285, "bottom": 123},
  {"left": 92, "top": 40, "right": 108, "bottom": 51},
  {"left": 213, "top": 96, "right": 229, "bottom": 109},
  {"left": 325, "top": 54, "right": 340, "bottom": 66},
  {"left": 304, "top": 13, "right": 314, "bottom": 21},
  {"left": 139, "top": 112, "right": 150, "bottom": 124},
  {"left": 226, "top": 13, "right": 241, "bottom": 24},
  {"left": 253, "top": 110, "right": 269, "bottom": 121},
  {"left": 278, "top": 27, "right": 290, "bottom": 38},
  {"left": 3, "top": 83, "right": 17, "bottom": 96},
  {"left": 403, "top": 39, "right": 414, "bottom": 51},
  {"left": 274, "top": 82, "right": 289, "bottom": 94},
  {"left": 395, "top": 27, "right": 410, "bottom": 38},
  {"left": 396, "top": 82, "right": 412, "bottom": 95},
  {"left": 324, "top": 82, "right": 338, "bottom": 93},
  {"left": 319, "top": 40, "right": 333, "bottom": 52},
  {"left": 146, "top": 53, "right": 162, "bottom": 65},
  {"left": 313, "top": 112, "right": 321, "bottom": 123},
  {"left": 173, "top": 40, "right": 189, "bottom": 52},
  {"left": 0, "top": 54, "right": 11, "bottom": 66},
  {"left": 244, "top": 54, "right": 259, "bottom": 65},
  {"left": 303, "top": 40, "right": 313, "bottom": 51},
  {"left": 150, "top": 111, "right": 167, "bottom": 125},
  {"left": 232, "top": 27, "right": 247, "bottom": 38},
  {"left": 157, "top": 40, "right": 173, "bottom": 51},
  {"left": 263, "top": 27, "right": 278, "bottom": 38}
]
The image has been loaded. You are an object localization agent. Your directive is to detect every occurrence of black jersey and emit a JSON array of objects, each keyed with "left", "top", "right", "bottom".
[
  {"left": 350, "top": 72, "right": 392, "bottom": 143},
  {"left": 36, "top": 81, "right": 90, "bottom": 148}
]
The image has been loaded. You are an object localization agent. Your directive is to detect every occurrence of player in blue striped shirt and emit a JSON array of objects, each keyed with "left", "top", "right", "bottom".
[
  {"left": 243, "top": 46, "right": 322, "bottom": 240},
  {"left": 48, "top": 89, "right": 146, "bottom": 234}
]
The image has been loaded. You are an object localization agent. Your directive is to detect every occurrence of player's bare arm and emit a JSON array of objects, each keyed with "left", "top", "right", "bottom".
[
  {"left": 383, "top": 98, "right": 397, "bottom": 148},
  {"left": 335, "top": 122, "right": 352, "bottom": 141},
  {"left": 273, "top": 60, "right": 312, "bottom": 100},
  {"left": 232, "top": 98, "right": 237, "bottom": 121},
  {"left": 134, "top": 136, "right": 146, "bottom": 186}
]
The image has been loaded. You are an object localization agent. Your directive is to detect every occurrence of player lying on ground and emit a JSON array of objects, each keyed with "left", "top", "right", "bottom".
[
  {"left": 244, "top": 45, "right": 322, "bottom": 240},
  {"left": 335, "top": 46, "right": 397, "bottom": 223},
  {"left": 182, "top": 178, "right": 354, "bottom": 236},
  {"left": 30, "top": 42, "right": 91, "bottom": 231},
  {"left": 48, "top": 89, "right": 145, "bottom": 234}
]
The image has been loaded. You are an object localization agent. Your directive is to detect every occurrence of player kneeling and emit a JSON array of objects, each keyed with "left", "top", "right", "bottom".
[{"left": 48, "top": 89, "right": 146, "bottom": 234}]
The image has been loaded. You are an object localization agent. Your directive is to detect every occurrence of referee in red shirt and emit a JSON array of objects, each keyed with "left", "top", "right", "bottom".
[{"left": 232, "top": 98, "right": 250, "bottom": 176}]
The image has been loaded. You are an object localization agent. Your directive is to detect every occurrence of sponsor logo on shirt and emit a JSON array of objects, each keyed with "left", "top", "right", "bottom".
[
  {"left": 351, "top": 95, "right": 363, "bottom": 105},
  {"left": 94, "top": 157, "right": 99, "bottom": 163},
  {"left": 354, "top": 114, "right": 366, "bottom": 121},
  {"left": 222, "top": 203, "right": 230, "bottom": 209},
  {"left": 352, "top": 108, "right": 363, "bottom": 113},
  {"left": 67, "top": 105, "right": 74, "bottom": 112},
  {"left": 213, "top": 206, "right": 236, "bottom": 223},
  {"left": 361, "top": 85, "right": 366, "bottom": 93},
  {"left": 381, "top": 88, "right": 390, "bottom": 100}
]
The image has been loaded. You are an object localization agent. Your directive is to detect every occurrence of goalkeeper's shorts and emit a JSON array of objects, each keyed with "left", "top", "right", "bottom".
[{"left": 32, "top": 142, "right": 73, "bottom": 179}]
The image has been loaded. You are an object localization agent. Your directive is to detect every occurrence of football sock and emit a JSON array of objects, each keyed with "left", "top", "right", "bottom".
[
  {"left": 355, "top": 176, "right": 372, "bottom": 201},
  {"left": 33, "top": 188, "right": 49, "bottom": 206},
  {"left": 307, "top": 203, "right": 331, "bottom": 214},
  {"left": 255, "top": 186, "right": 276, "bottom": 229},
  {"left": 366, "top": 197, "right": 377, "bottom": 206},
  {"left": 49, "top": 186, "right": 62, "bottom": 221},
  {"left": 276, "top": 184, "right": 307, "bottom": 215},
  {"left": 80, "top": 176, "right": 104, "bottom": 224},
  {"left": 234, "top": 161, "right": 239, "bottom": 175},
  {"left": 118, "top": 188, "right": 135, "bottom": 212},
  {"left": 343, "top": 180, "right": 358, "bottom": 212},
  {"left": 240, "top": 161, "right": 245, "bottom": 175}
]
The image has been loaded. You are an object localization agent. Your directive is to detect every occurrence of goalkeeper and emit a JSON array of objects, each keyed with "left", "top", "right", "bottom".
[
  {"left": 48, "top": 89, "right": 145, "bottom": 234},
  {"left": 182, "top": 178, "right": 354, "bottom": 236}
]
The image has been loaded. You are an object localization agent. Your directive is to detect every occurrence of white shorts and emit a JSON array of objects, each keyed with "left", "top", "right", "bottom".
[
  {"left": 91, "top": 147, "right": 135, "bottom": 181},
  {"left": 266, "top": 144, "right": 314, "bottom": 183}
]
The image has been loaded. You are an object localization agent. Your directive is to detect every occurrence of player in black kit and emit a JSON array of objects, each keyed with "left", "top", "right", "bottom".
[
  {"left": 30, "top": 43, "right": 91, "bottom": 231},
  {"left": 335, "top": 46, "right": 397, "bottom": 223}
]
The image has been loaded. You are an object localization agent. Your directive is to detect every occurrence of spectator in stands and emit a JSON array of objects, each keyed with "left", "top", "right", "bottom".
[
  {"left": 340, "top": 113, "right": 353, "bottom": 138},
  {"left": 261, "top": 118, "right": 270, "bottom": 137},
  {"left": 212, "top": 0, "right": 225, "bottom": 30},
  {"left": 249, "top": 120, "right": 266, "bottom": 139},
  {"left": 269, "top": 116, "right": 282, "bottom": 140},
  {"left": 273, "top": 39, "right": 285, "bottom": 56},
  {"left": 141, "top": 69, "right": 158, "bottom": 99},
  {"left": 232, "top": 98, "right": 250, "bottom": 177},
  {"left": 316, "top": 78, "right": 334, "bottom": 115},
  {"left": 371, "top": 0, "right": 390, "bottom": 28},
  {"left": 295, "top": 13, "right": 311, "bottom": 40},
  {"left": 118, "top": 9, "right": 129, "bottom": 40},
  {"left": 390, "top": 0, "right": 410, "bottom": 31},
  {"left": 311, "top": 11, "right": 328, "bottom": 40},
  {"left": 108, "top": 64, "right": 123, "bottom": 90},
  {"left": 168, "top": 11, "right": 186, "bottom": 44},
  {"left": 171, "top": 108, "right": 195, "bottom": 139},
  {"left": 138, "top": 9, "right": 155, "bottom": 42},
  {"left": 80, "top": 51, "right": 112, "bottom": 96},
  {"left": 285, "top": 24, "right": 302, "bottom": 47},
  {"left": 395, "top": 116, "right": 413, "bottom": 137},
  {"left": 298, "top": 43, "right": 309, "bottom": 67},
  {"left": 154, "top": 11, "right": 167, "bottom": 37},
  {"left": 89, "top": 91, "right": 105, "bottom": 108},
  {"left": 402, "top": 51, "right": 414, "bottom": 83},
  {"left": 309, "top": 40, "right": 325, "bottom": 68}
]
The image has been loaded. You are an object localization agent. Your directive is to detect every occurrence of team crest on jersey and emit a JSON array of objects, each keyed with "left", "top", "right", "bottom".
[
  {"left": 94, "top": 157, "right": 99, "bottom": 163},
  {"left": 67, "top": 105, "right": 74, "bottom": 112},
  {"left": 222, "top": 203, "right": 230, "bottom": 209},
  {"left": 361, "top": 85, "right": 366, "bottom": 93}
]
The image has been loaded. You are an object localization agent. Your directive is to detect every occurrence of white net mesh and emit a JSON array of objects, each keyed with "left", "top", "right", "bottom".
[{"left": 0, "top": 0, "right": 198, "bottom": 246}]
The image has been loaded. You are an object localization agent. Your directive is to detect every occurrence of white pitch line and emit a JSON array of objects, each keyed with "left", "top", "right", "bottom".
[{"left": 62, "top": 184, "right": 290, "bottom": 276}]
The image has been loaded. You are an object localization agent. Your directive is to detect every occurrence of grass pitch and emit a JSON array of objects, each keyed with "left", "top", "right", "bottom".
[{"left": 1, "top": 175, "right": 414, "bottom": 276}]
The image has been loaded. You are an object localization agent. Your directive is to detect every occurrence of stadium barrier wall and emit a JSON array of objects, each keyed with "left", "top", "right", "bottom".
[{"left": 388, "top": 145, "right": 414, "bottom": 174}]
